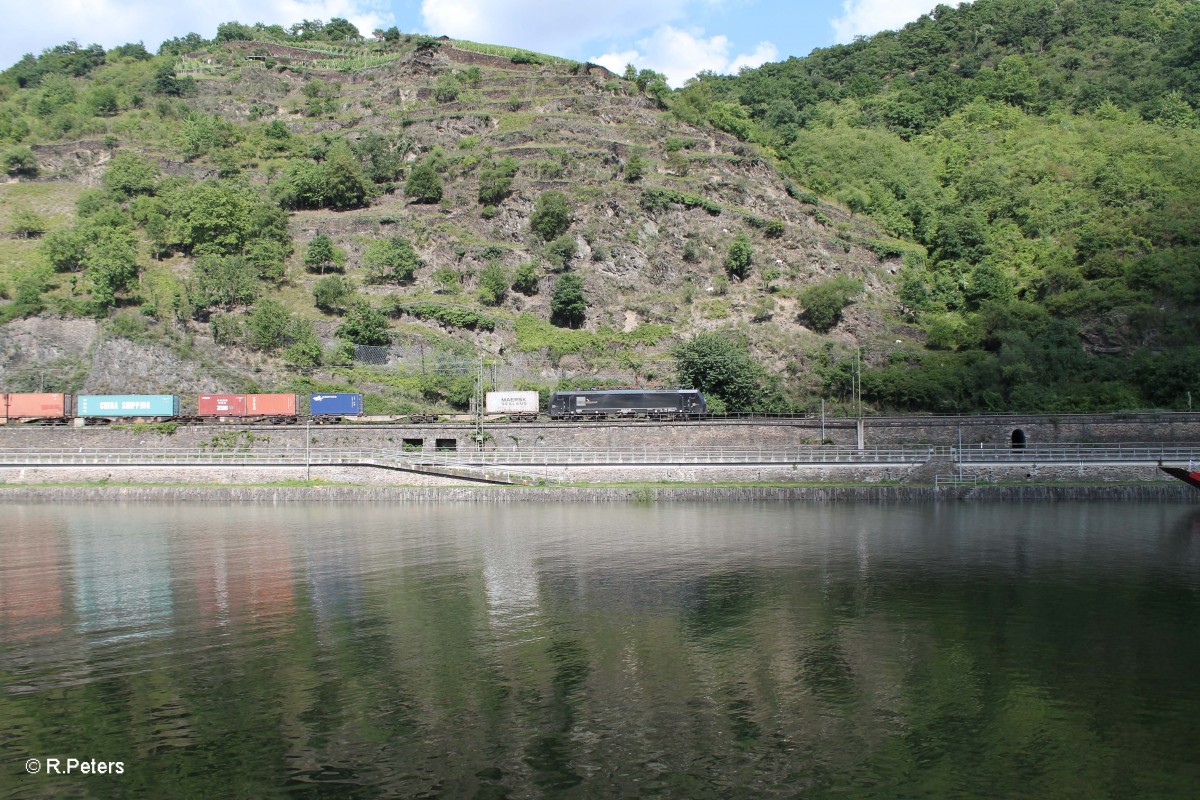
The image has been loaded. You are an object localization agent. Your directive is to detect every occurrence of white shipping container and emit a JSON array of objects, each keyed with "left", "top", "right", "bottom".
[{"left": 485, "top": 391, "right": 539, "bottom": 414}]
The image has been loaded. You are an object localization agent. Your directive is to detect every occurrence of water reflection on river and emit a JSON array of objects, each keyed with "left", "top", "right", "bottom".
[{"left": 2, "top": 501, "right": 1200, "bottom": 798}]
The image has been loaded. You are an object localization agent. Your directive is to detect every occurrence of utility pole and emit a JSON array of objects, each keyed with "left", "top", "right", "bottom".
[
  {"left": 854, "top": 348, "right": 864, "bottom": 450},
  {"left": 305, "top": 417, "right": 312, "bottom": 482},
  {"left": 475, "top": 355, "right": 485, "bottom": 448}
]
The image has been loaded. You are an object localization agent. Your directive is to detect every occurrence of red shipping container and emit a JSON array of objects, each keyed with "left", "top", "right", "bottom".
[
  {"left": 246, "top": 394, "right": 298, "bottom": 416},
  {"left": 198, "top": 394, "right": 247, "bottom": 417},
  {"left": 3, "top": 393, "right": 71, "bottom": 420}
]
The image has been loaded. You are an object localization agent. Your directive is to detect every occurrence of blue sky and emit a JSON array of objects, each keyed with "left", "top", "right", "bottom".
[{"left": 1, "top": 0, "right": 942, "bottom": 86}]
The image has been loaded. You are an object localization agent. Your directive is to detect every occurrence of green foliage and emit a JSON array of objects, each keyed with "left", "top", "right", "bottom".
[
  {"left": 190, "top": 254, "right": 258, "bottom": 310},
  {"left": 303, "top": 234, "right": 344, "bottom": 274},
  {"left": 384, "top": 300, "right": 498, "bottom": 331},
  {"left": 404, "top": 162, "right": 443, "bottom": 203},
  {"left": 245, "top": 298, "right": 290, "bottom": 350},
  {"left": 101, "top": 152, "right": 160, "bottom": 197},
  {"left": 431, "top": 266, "right": 461, "bottom": 294},
  {"left": 624, "top": 148, "right": 647, "bottom": 182},
  {"left": 320, "top": 143, "right": 371, "bottom": 210},
  {"left": 478, "top": 157, "right": 519, "bottom": 205},
  {"left": 272, "top": 146, "right": 371, "bottom": 210},
  {"left": 433, "top": 73, "right": 461, "bottom": 103},
  {"left": 799, "top": 276, "right": 863, "bottom": 332},
  {"left": 336, "top": 299, "right": 390, "bottom": 345},
  {"left": 530, "top": 190, "right": 571, "bottom": 240},
  {"left": 725, "top": 232, "right": 753, "bottom": 279},
  {"left": 8, "top": 208, "right": 46, "bottom": 238},
  {"left": 313, "top": 274, "right": 354, "bottom": 312},
  {"left": 512, "top": 260, "right": 540, "bottom": 295},
  {"left": 477, "top": 263, "right": 508, "bottom": 306},
  {"left": 3, "top": 147, "right": 38, "bottom": 176},
  {"left": 178, "top": 114, "right": 236, "bottom": 160},
  {"left": 639, "top": 188, "right": 720, "bottom": 215},
  {"left": 352, "top": 132, "right": 405, "bottom": 183},
  {"left": 673, "top": 331, "right": 766, "bottom": 411},
  {"left": 550, "top": 272, "right": 586, "bottom": 328},
  {"left": 164, "top": 180, "right": 289, "bottom": 256},
  {"left": 362, "top": 236, "right": 422, "bottom": 283},
  {"left": 543, "top": 234, "right": 577, "bottom": 271},
  {"left": 152, "top": 62, "right": 195, "bottom": 97}
]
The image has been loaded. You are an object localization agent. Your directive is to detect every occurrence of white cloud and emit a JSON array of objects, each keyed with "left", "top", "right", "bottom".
[
  {"left": 1, "top": 0, "right": 393, "bottom": 68},
  {"left": 830, "top": 0, "right": 936, "bottom": 43},
  {"left": 420, "top": 0, "right": 693, "bottom": 54},
  {"left": 593, "top": 25, "right": 776, "bottom": 88}
]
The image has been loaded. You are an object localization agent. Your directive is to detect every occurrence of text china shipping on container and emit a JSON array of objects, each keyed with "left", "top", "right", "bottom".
[{"left": 76, "top": 395, "right": 179, "bottom": 418}]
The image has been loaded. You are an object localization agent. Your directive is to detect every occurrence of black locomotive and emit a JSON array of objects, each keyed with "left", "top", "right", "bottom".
[{"left": 548, "top": 389, "right": 708, "bottom": 420}]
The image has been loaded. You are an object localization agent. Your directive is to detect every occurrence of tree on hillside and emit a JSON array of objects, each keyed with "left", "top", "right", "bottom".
[
  {"left": 304, "top": 234, "right": 344, "bottom": 274},
  {"left": 190, "top": 254, "right": 259, "bottom": 310},
  {"left": 725, "top": 232, "right": 753, "bottom": 279},
  {"left": 362, "top": 236, "right": 422, "bottom": 283},
  {"left": 405, "top": 163, "right": 442, "bottom": 203},
  {"left": 550, "top": 273, "right": 586, "bottom": 328},
  {"left": 800, "top": 276, "right": 862, "bottom": 332},
  {"left": 101, "top": 152, "right": 160, "bottom": 198},
  {"left": 321, "top": 143, "right": 371, "bottom": 210},
  {"left": 477, "top": 263, "right": 508, "bottom": 306},
  {"left": 313, "top": 275, "right": 354, "bottom": 312},
  {"left": 337, "top": 299, "right": 390, "bottom": 346},
  {"left": 673, "top": 331, "right": 766, "bottom": 412},
  {"left": 530, "top": 191, "right": 571, "bottom": 240},
  {"left": 478, "top": 157, "right": 519, "bottom": 206}
]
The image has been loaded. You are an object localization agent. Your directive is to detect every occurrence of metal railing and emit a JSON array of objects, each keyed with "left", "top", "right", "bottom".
[{"left": 1, "top": 444, "right": 1194, "bottom": 468}]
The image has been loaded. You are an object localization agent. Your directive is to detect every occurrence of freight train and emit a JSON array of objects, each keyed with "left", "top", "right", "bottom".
[
  {"left": 0, "top": 392, "right": 365, "bottom": 424},
  {"left": 0, "top": 389, "right": 708, "bottom": 425}
]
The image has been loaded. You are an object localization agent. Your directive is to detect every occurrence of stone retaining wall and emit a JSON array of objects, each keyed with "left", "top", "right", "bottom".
[{"left": 0, "top": 484, "right": 1193, "bottom": 504}]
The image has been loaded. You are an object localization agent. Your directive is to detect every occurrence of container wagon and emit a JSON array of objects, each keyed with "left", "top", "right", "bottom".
[
  {"left": 76, "top": 395, "right": 180, "bottom": 422},
  {"left": 198, "top": 394, "right": 299, "bottom": 423},
  {"left": 309, "top": 393, "right": 364, "bottom": 421},
  {"left": 485, "top": 391, "right": 540, "bottom": 421},
  {"left": 549, "top": 389, "right": 707, "bottom": 420},
  {"left": 0, "top": 393, "right": 73, "bottom": 424}
]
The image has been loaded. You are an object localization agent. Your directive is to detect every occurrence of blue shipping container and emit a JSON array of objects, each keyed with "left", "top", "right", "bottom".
[
  {"left": 309, "top": 393, "right": 363, "bottom": 416},
  {"left": 77, "top": 395, "right": 179, "bottom": 418}
]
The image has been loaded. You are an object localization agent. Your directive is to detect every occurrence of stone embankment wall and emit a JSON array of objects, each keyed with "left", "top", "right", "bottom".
[
  {"left": 0, "top": 462, "right": 1182, "bottom": 488},
  {"left": 0, "top": 484, "right": 1193, "bottom": 504},
  {"left": 0, "top": 412, "right": 1195, "bottom": 455},
  {"left": 0, "top": 414, "right": 1197, "bottom": 454}
]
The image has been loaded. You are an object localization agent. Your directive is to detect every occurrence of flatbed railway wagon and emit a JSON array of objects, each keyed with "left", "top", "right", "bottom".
[
  {"left": 548, "top": 389, "right": 708, "bottom": 420},
  {"left": 0, "top": 393, "right": 73, "bottom": 424},
  {"left": 75, "top": 395, "right": 180, "bottom": 423}
]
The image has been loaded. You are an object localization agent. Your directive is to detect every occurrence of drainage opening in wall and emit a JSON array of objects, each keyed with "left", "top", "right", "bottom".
[
  {"left": 402, "top": 438, "right": 423, "bottom": 452},
  {"left": 435, "top": 438, "right": 457, "bottom": 452},
  {"left": 1011, "top": 429, "right": 1027, "bottom": 449}
]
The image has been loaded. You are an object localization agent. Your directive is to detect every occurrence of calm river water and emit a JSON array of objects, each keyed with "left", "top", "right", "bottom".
[{"left": 2, "top": 501, "right": 1200, "bottom": 798}]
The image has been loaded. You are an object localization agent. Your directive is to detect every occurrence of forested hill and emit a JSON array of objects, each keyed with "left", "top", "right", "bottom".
[
  {"left": 0, "top": 2, "right": 1198, "bottom": 415},
  {"left": 676, "top": 0, "right": 1200, "bottom": 411}
]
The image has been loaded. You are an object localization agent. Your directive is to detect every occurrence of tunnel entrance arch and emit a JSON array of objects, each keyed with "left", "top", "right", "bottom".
[{"left": 1011, "top": 429, "right": 1027, "bottom": 449}]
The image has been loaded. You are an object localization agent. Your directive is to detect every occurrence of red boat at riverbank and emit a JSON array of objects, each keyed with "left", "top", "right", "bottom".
[{"left": 1159, "top": 464, "right": 1200, "bottom": 489}]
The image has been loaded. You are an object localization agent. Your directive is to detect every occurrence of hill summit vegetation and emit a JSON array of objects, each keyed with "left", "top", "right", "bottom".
[{"left": 0, "top": 0, "right": 1197, "bottom": 415}]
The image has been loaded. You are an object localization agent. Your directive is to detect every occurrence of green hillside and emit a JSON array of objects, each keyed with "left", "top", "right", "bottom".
[
  {"left": 677, "top": 0, "right": 1200, "bottom": 411},
  {"left": 1, "top": 2, "right": 1198, "bottom": 414}
]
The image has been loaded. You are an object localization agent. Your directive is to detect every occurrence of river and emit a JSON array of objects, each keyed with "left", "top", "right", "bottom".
[{"left": 2, "top": 501, "right": 1199, "bottom": 798}]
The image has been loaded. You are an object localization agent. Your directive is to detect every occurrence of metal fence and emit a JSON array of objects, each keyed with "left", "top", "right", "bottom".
[{"left": 0, "top": 444, "right": 1194, "bottom": 468}]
